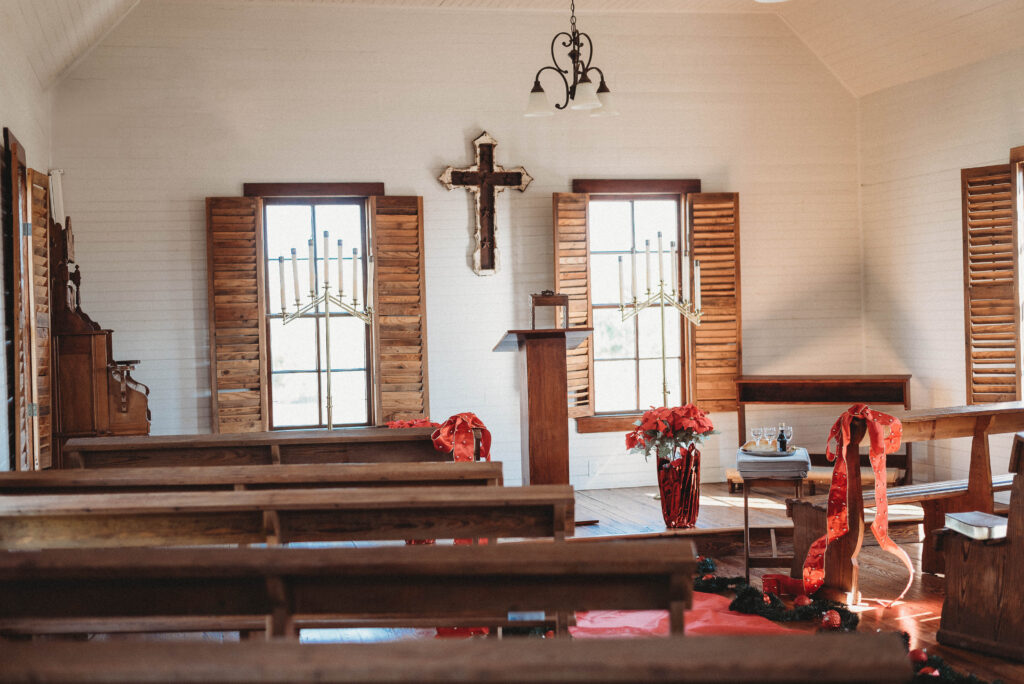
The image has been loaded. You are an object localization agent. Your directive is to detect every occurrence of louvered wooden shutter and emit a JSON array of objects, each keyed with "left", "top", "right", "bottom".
[
  {"left": 206, "top": 197, "right": 269, "bottom": 433},
  {"left": 371, "top": 196, "right": 429, "bottom": 422},
  {"left": 553, "top": 192, "right": 593, "bottom": 417},
  {"left": 688, "top": 193, "right": 742, "bottom": 412},
  {"left": 962, "top": 164, "right": 1020, "bottom": 403},
  {"left": 28, "top": 169, "right": 52, "bottom": 468}
]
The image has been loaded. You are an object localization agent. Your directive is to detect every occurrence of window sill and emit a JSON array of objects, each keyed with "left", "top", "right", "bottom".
[{"left": 575, "top": 414, "right": 641, "bottom": 434}]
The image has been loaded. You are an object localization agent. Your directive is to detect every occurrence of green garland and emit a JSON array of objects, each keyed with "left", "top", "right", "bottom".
[{"left": 911, "top": 650, "right": 1003, "bottom": 684}]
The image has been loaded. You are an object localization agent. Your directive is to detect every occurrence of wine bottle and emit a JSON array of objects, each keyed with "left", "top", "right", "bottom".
[{"left": 777, "top": 425, "right": 788, "bottom": 452}]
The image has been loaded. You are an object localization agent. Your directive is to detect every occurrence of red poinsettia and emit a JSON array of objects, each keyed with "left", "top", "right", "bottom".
[{"left": 625, "top": 404, "right": 714, "bottom": 460}]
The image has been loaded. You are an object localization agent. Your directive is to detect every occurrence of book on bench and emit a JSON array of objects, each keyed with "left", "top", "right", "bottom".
[{"left": 944, "top": 511, "right": 1008, "bottom": 540}]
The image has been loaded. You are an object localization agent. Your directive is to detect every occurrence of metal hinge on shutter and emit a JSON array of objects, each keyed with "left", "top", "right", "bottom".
[
  {"left": 21, "top": 222, "right": 32, "bottom": 236},
  {"left": 27, "top": 402, "right": 39, "bottom": 417}
]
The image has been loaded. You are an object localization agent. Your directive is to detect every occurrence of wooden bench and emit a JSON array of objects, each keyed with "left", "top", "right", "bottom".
[
  {"left": 0, "top": 633, "right": 912, "bottom": 683},
  {"left": 0, "top": 461, "right": 503, "bottom": 495},
  {"left": 936, "top": 474, "right": 1023, "bottom": 662},
  {"left": 788, "top": 401, "right": 1024, "bottom": 601},
  {"left": 0, "top": 541, "right": 696, "bottom": 638},
  {"left": 61, "top": 426, "right": 481, "bottom": 469},
  {"left": 726, "top": 466, "right": 901, "bottom": 495},
  {"left": 0, "top": 485, "right": 575, "bottom": 549}
]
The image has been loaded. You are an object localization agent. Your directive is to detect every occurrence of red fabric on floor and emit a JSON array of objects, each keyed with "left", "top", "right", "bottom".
[{"left": 571, "top": 592, "right": 804, "bottom": 638}]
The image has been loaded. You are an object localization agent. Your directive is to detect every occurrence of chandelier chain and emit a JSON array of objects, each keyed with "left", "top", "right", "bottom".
[{"left": 570, "top": 0, "right": 576, "bottom": 36}]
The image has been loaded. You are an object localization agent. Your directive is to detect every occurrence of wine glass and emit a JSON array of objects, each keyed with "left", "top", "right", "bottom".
[
  {"left": 749, "top": 426, "right": 763, "bottom": 447},
  {"left": 762, "top": 425, "right": 778, "bottom": 447},
  {"left": 781, "top": 424, "right": 794, "bottom": 445}
]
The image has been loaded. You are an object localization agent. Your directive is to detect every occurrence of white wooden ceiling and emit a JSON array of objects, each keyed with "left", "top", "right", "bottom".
[{"left": 6, "top": 0, "right": 1024, "bottom": 96}]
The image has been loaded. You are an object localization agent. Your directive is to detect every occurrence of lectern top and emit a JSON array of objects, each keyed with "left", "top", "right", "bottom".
[{"left": 492, "top": 328, "right": 593, "bottom": 353}]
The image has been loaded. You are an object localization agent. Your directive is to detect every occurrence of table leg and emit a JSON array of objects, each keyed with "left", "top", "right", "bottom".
[{"left": 743, "top": 482, "right": 751, "bottom": 582}]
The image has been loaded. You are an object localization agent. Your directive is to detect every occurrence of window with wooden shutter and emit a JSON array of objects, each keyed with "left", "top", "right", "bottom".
[
  {"left": 961, "top": 164, "right": 1020, "bottom": 404},
  {"left": 28, "top": 169, "right": 52, "bottom": 468},
  {"left": 552, "top": 192, "right": 593, "bottom": 417},
  {"left": 371, "top": 196, "right": 429, "bottom": 422},
  {"left": 206, "top": 197, "right": 269, "bottom": 433},
  {"left": 687, "top": 192, "right": 742, "bottom": 412}
]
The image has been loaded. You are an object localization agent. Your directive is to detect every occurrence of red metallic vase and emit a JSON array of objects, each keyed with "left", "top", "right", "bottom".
[{"left": 657, "top": 444, "right": 701, "bottom": 529}]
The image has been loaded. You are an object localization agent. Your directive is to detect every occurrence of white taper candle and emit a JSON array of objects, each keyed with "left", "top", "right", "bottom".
[
  {"left": 352, "top": 248, "right": 358, "bottom": 304},
  {"left": 618, "top": 255, "right": 625, "bottom": 306},
  {"left": 307, "top": 239, "right": 316, "bottom": 296},
  {"left": 278, "top": 256, "right": 286, "bottom": 313},
  {"left": 694, "top": 260, "right": 702, "bottom": 311},
  {"left": 670, "top": 241, "right": 678, "bottom": 298},
  {"left": 322, "top": 231, "right": 330, "bottom": 289},
  {"left": 657, "top": 232, "right": 664, "bottom": 288},
  {"left": 337, "top": 239, "right": 344, "bottom": 298},
  {"left": 645, "top": 239, "right": 651, "bottom": 293},
  {"left": 290, "top": 248, "right": 300, "bottom": 304},
  {"left": 630, "top": 247, "right": 638, "bottom": 302}
]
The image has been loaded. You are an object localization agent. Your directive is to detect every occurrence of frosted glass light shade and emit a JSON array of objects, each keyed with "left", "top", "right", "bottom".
[
  {"left": 525, "top": 87, "right": 553, "bottom": 117},
  {"left": 570, "top": 78, "right": 601, "bottom": 110},
  {"left": 592, "top": 87, "right": 619, "bottom": 117}
]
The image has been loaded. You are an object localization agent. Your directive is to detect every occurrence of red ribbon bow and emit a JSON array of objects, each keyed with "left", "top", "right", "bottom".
[
  {"left": 808, "top": 404, "right": 913, "bottom": 602},
  {"left": 432, "top": 412, "right": 491, "bottom": 462}
]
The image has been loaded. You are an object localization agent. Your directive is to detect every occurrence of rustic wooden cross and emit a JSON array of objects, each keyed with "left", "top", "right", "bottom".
[{"left": 439, "top": 131, "right": 532, "bottom": 275}]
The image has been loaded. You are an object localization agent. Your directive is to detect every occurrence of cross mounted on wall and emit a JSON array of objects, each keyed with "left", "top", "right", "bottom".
[{"left": 439, "top": 131, "right": 532, "bottom": 276}]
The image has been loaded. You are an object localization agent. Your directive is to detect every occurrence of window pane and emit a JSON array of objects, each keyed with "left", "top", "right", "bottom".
[
  {"left": 318, "top": 314, "right": 368, "bottom": 370},
  {"left": 639, "top": 358, "right": 681, "bottom": 408},
  {"left": 323, "top": 370, "right": 368, "bottom": 425},
  {"left": 593, "top": 308, "right": 634, "bottom": 360},
  {"left": 315, "top": 204, "right": 365, "bottom": 303},
  {"left": 265, "top": 205, "right": 312, "bottom": 261},
  {"left": 269, "top": 317, "right": 318, "bottom": 371},
  {"left": 595, "top": 359, "right": 637, "bottom": 413},
  {"left": 634, "top": 200, "right": 678, "bottom": 249},
  {"left": 590, "top": 254, "right": 629, "bottom": 306},
  {"left": 272, "top": 372, "right": 320, "bottom": 427},
  {"left": 589, "top": 201, "right": 633, "bottom": 252},
  {"left": 637, "top": 306, "right": 681, "bottom": 358}
]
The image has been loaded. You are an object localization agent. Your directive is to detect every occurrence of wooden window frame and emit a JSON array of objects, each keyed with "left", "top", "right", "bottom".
[
  {"left": 244, "top": 182, "right": 385, "bottom": 198},
  {"left": 572, "top": 179, "right": 701, "bottom": 433},
  {"left": 261, "top": 197, "right": 374, "bottom": 430}
]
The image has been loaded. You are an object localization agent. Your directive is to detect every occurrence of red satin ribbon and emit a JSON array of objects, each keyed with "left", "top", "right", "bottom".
[
  {"left": 432, "top": 412, "right": 492, "bottom": 462},
  {"left": 764, "top": 404, "right": 912, "bottom": 604},
  {"left": 386, "top": 419, "right": 439, "bottom": 429}
]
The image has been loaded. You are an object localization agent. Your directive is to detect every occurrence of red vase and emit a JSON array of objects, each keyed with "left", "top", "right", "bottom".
[{"left": 657, "top": 444, "right": 701, "bottom": 529}]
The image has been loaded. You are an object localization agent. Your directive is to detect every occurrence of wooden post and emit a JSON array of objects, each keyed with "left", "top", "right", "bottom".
[{"left": 819, "top": 417, "right": 867, "bottom": 604}]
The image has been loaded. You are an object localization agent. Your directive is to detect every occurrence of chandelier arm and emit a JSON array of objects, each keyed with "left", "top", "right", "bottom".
[
  {"left": 577, "top": 31, "right": 595, "bottom": 72},
  {"left": 586, "top": 65, "right": 605, "bottom": 83},
  {"left": 549, "top": 31, "right": 574, "bottom": 76},
  {"left": 535, "top": 65, "right": 571, "bottom": 110}
]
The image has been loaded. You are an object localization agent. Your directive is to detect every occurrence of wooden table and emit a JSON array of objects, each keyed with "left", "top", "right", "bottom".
[
  {"left": 0, "top": 541, "right": 696, "bottom": 638},
  {"left": 0, "top": 462, "right": 503, "bottom": 495},
  {"left": 743, "top": 476, "right": 803, "bottom": 581},
  {"left": 61, "top": 426, "right": 458, "bottom": 469},
  {"left": 736, "top": 375, "right": 912, "bottom": 481},
  {"left": 0, "top": 485, "right": 576, "bottom": 549}
]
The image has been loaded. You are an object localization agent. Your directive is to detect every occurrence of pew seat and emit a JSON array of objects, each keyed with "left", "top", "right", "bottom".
[
  {"left": 0, "top": 461, "right": 503, "bottom": 495},
  {"left": 0, "top": 541, "right": 696, "bottom": 638},
  {"left": 0, "top": 485, "right": 575, "bottom": 549},
  {"left": 0, "top": 633, "right": 912, "bottom": 683}
]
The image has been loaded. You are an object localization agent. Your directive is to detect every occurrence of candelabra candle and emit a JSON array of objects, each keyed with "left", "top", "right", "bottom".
[
  {"left": 278, "top": 256, "right": 286, "bottom": 314},
  {"left": 681, "top": 251, "right": 689, "bottom": 302},
  {"left": 352, "top": 248, "right": 358, "bottom": 305},
  {"left": 322, "top": 231, "right": 330, "bottom": 289},
  {"left": 630, "top": 247, "right": 638, "bottom": 303},
  {"left": 307, "top": 239, "right": 316, "bottom": 297},
  {"left": 337, "top": 239, "right": 344, "bottom": 298},
  {"left": 657, "top": 232, "right": 664, "bottom": 287},
  {"left": 694, "top": 260, "right": 702, "bottom": 311},
  {"left": 670, "top": 241, "right": 678, "bottom": 298},
  {"left": 618, "top": 255, "right": 625, "bottom": 307},
  {"left": 645, "top": 239, "right": 651, "bottom": 293},
  {"left": 290, "top": 248, "right": 300, "bottom": 309}
]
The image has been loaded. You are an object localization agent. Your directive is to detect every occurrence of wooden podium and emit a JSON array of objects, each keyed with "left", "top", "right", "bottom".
[{"left": 493, "top": 328, "right": 593, "bottom": 485}]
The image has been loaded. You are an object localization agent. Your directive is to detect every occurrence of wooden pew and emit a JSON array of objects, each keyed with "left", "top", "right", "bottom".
[
  {"left": 788, "top": 401, "right": 1024, "bottom": 601},
  {"left": 0, "top": 633, "right": 912, "bottom": 683},
  {"left": 937, "top": 474, "right": 1023, "bottom": 661},
  {"left": 0, "top": 485, "right": 575, "bottom": 549},
  {"left": 0, "top": 541, "right": 696, "bottom": 638},
  {"left": 61, "top": 426, "right": 479, "bottom": 469},
  {"left": 0, "top": 461, "right": 503, "bottom": 495}
]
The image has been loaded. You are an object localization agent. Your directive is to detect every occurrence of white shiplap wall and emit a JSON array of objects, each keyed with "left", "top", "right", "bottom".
[
  {"left": 51, "top": 0, "right": 860, "bottom": 487},
  {"left": 860, "top": 45, "right": 1024, "bottom": 481}
]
